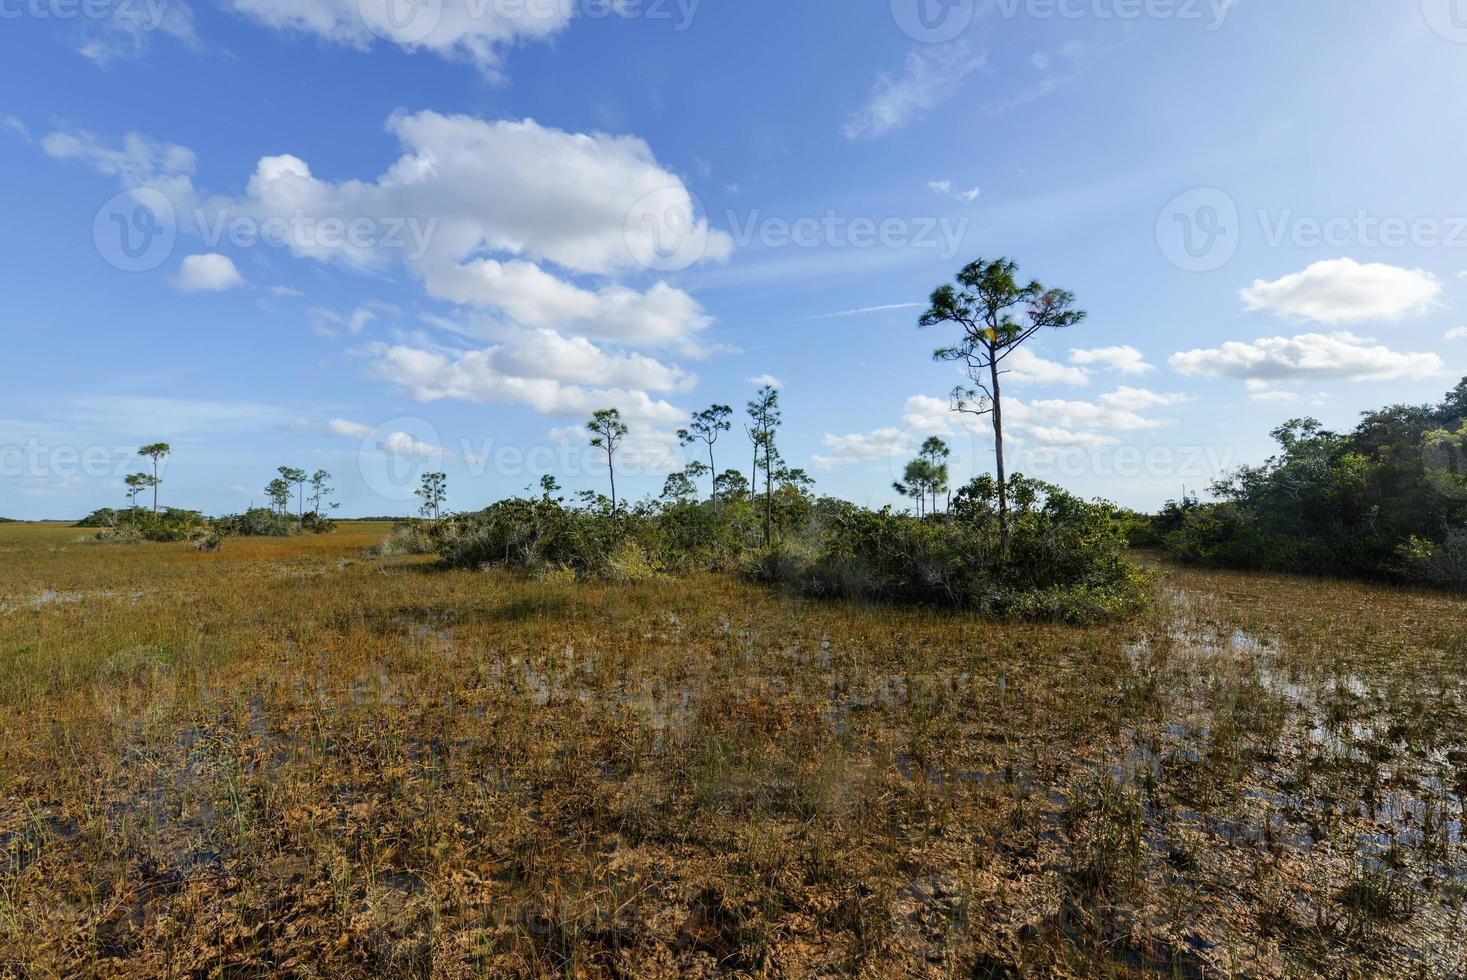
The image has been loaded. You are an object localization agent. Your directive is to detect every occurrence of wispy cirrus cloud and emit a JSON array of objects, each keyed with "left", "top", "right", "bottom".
[{"left": 842, "top": 41, "right": 986, "bottom": 140}]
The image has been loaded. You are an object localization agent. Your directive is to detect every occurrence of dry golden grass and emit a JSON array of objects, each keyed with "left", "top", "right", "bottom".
[{"left": 1, "top": 522, "right": 1465, "bottom": 976}]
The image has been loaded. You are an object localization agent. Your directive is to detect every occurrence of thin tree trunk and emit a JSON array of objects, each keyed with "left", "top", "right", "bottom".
[
  {"left": 989, "top": 352, "right": 1009, "bottom": 548},
  {"left": 152, "top": 462, "right": 159, "bottom": 514},
  {"left": 607, "top": 449, "right": 617, "bottom": 513},
  {"left": 751, "top": 440, "right": 758, "bottom": 505},
  {"left": 763, "top": 440, "right": 773, "bottom": 546},
  {"left": 708, "top": 444, "right": 717, "bottom": 505}
]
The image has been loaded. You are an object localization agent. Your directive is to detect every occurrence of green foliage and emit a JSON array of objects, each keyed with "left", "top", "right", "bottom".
[
  {"left": 212, "top": 508, "right": 297, "bottom": 537},
  {"left": 918, "top": 257, "right": 1086, "bottom": 534},
  {"left": 416, "top": 472, "right": 448, "bottom": 521},
  {"left": 1158, "top": 381, "right": 1467, "bottom": 588},
  {"left": 375, "top": 520, "right": 437, "bottom": 557},
  {"left": 265, "top": 478, "right": 292, "bottom": 514},
  {"left": 75, "top": 508, "right": 125, "bottom": 528},
  {"left": 892, "top": 440, "right": 949, "bottom": 516},
  {"left": 434, "top": 474, "right": 1145, "bottom": 622},
  {"left": 1112, "top": 507, "right": 1162, "bottom": 547},
  {"left": 211, "top": 509, "right": 337, "bottom": 537},
  {"left": 747, "top": 476, "right": 1148, "bottom": 624},
  {"left": 432, "top": 485, "right": 813, "bottom": 579},
  {"left": 79, "top": 507, "right": 208, "bottom": 542},
  {"left": 587, "top": 408, "right": 629, "bottom": 510}
]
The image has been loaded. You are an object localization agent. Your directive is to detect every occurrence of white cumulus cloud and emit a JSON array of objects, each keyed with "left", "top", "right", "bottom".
[
  {"left": 365, "top": 341, "right": 688, "bottom": 423},
  {"left": 1069, "top": 345, "right": 1153, "bottom": 375},
  {"left": 813, "top": 428, "right": 913, "bottom": 469},
  {"left": 42, "top": 112, "right": 732, "bottom": 431},
  {"left": 1170, "top": 332, "right": 1444, "bottom": 383},
  {"left": 1240, "top": 258, "right": 1441, "bottom": 324},
  {"left": 225, "top": 0, "right": 570, "bottom": 75},
  {"left": 172, "top": 253, "right": 244, "bottom": 291},
  {"left": 1004, "top": 348, "right": 1090, "bottom": 386}
]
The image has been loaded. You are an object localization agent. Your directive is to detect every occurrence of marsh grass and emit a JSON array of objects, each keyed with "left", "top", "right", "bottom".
[{"left": 1, "top": 526, "right": 1465, "bottom": 976}]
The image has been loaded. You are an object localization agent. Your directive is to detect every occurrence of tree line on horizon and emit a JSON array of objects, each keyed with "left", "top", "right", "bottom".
[{"left": 57, "top": 254, "right": 1467, "bottom": 601}]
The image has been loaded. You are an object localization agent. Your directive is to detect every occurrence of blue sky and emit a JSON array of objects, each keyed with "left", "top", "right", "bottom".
[{"left": 4, "top": 0, "right": 1467, "bottom": 518}]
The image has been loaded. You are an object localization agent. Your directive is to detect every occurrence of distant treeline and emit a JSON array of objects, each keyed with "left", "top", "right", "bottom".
[{"left": 1143, "top": 378, "right": 1467, "bottom": 589}]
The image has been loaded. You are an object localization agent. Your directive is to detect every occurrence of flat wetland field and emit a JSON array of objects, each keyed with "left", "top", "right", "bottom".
[{"left": 2, "top": 521, "right": 1466, "bottom": 977}]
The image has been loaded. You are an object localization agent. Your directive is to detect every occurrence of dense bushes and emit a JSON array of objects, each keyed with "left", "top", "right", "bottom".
[
  {"left": 207, "top": 508, "right": 336, "bottom": 537},
  {"left": 429, "top": 476, "right": 1147, "bottom": 623},
  {"left": 430, "top": 492, "right": 794, "bottom": 580},
  {"left": 212, "top": 508, "right": 297, "bottom": 537},
  {"left": 1156, "top": 379, "right": 1467, "bottom": 588},
  {"left": 747, "top": 477, "right": 1148, "bottom": 624},
  {"left": 77, "top": 507, "right": 209, "bottom": 542},
  {"left": 78, "top": 506, "right": 336, "bottom": 543}
]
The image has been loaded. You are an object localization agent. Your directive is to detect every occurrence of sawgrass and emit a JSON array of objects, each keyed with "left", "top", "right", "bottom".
[{"left": 1, "top": 523, "right": 1465, "bottom": 976}]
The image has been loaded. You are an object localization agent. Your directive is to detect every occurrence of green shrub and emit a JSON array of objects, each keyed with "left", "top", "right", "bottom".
[
  {"left": 1399, "top": 530, "right": 1467, "bottom": 589},
  {"left": 744, "top": 477, "right": 1148, "bottom": 623},
  {"left": 212, "top": 508, "right": 296, "bottom": 537},
  {"left": 427, "top": 480, "right": 1145, "bottom": 622},
  {"left": 80, "top": 508, "right": 209, "bottom": 543},
  {"left": 375, "top": 520, "right": 437, "bottom": 557},
  {"left": 211, "top": 509, "right": 336, "bottom": 538},
  {"left": 1157, "top": 380, "right": 1467, "bottom": 588},
  {"left": 75, "top": 508, "right": 124, "bottom": 528}
]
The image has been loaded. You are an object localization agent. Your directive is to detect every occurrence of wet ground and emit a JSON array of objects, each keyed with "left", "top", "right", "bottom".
[{"left": 1, "top": 525, "right": 1465, "bottom": 976}]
